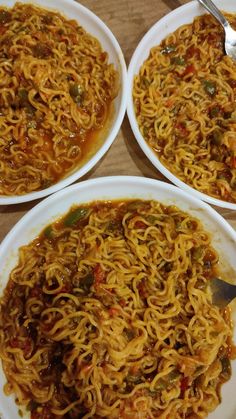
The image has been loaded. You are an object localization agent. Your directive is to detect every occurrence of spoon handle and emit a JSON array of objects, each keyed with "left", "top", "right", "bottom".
[{"left": 197, "top": 0, "right": 229, "bottom": 29}]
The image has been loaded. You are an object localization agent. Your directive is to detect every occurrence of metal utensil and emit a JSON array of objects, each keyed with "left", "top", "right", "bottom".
[
  {"left": 197, "top": 0, "right": 236, "bottom": 61},
  {"left": 210, "top": 277, "right": 236, "bottom": 308}
]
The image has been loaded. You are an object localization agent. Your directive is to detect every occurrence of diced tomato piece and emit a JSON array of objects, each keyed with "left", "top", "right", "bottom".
[
  {"left": 10, "top": 337, "right": 19, "bottom": 348},
  {"left": 130, "top": 365, "right": 140, "bottom": 375},
  {"left": 175, "top": 122, "right": 188, "bottom": 136},
  {"left": 0, "top": 27, "right": 7, "bottom": 35},
  {"left": 100, "top": 52, "right": 107, "bottom": 62},
  {"left": 186, "top": 46, "right": 199, "bottom": 58},
  {"left": 180, "top": 376, "right": 189, "bottom": 396},
  {"left": 108, "top": 307, "right": 119, "bottom": 316},
  {"left": 166, "top": 99, "right": 173, "bottom": 108},
  {"left": 137, "top": 282, "right": 147, "bottom": 298},
  {"left": 181, "top": 64, "right": 195, "bottom": 77},
  {"left": 10, "top": 337, "right": 31, "bottom": 356},
  {"left": 94, "top": 264, "right": 105, "bottom": 288},
  {"left": 134, "top": 220, "right": 146, "bottom": 229},
  {"left": 119, "top": 298, "right": 127, "bottom": 307},
  {"left": 70, "top": 34, "right": 77, "bottom": 43},
  {"left": 230, "top": 156, "right": 236, "bottom": 169},
  {"left": 228, "top": 79, "right": 236, "bottom": 88}
]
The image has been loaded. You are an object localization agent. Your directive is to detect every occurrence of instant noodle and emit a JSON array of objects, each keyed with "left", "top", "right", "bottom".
[{"left": 0, "top": 199, "right": 234, "bottom": 418}]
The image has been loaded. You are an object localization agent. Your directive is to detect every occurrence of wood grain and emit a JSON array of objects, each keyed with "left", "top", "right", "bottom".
[{"left": 0, "top": 0, "right": 235, "bottom": 244}]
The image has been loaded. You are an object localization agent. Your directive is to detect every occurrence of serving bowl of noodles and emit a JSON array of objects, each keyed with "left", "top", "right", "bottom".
[
  {"left": 127, "top": 0, "right": 236, "bottom": 209},
  {"left": 0, "top": 0, "right": 127, "bottom": 204},
  {"left": 0, "top": 175, "right": 236, "bottom": 419}
]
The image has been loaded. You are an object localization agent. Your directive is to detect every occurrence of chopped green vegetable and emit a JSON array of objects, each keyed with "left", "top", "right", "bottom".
[
  {"left": 126, "top": 374, "right": 144, "bottom": 384},
  {"left": 140, "top": 76, "right": 150, "bottom": 88},
  {"left": 18, "top": 88, "right": 35, "bottom": 114},
  {"left": 223, "top": 111, "right": 232, "bottom": 119},
  {"left": 0, "top": 10, "right": 11, "bottom": 23},
  {"left": 161, "top": 44, "right": 176, "bottom": 54},
  {"left": 171, "top": 56, "right": 185, "bottom": 66},
  {"left": 209, "top": 106, "right": 221, "bottom": 118},
  {"left": 168, "top": 369, "right": 181, "bottom": 382},
  {"left": 64, "top": 207, "right": 89, "bottom": 227},
  {"left": 220, "top": 357, "right": 231, "bottom": 379},
  {"left": 42, "top": 14, "right": 53, "bottom": 25},
  {"left": 164, "top": 262, "right": 173, "bottom": 272},
  {"left": 43, "top": 225, "right": 53, "bottom": 239},
  {"left": 127, "top": 200, "right": 142, "bottom": 210},
  {"left": 196, "top": 281, "right": 207, "bottom": 290},
  {"left": 107, "top": 219, "right": 122, "bottom": 232},
  {"left": 202, "top": 80, "right": 216, "bottom": 96},
  {"left": 41, "top": 179, "right": 52, "bottom": 189},
  {"left": 18, "top": 88, "right": 29, "bottom": 106},
  {"left": 153, "top": 370, "right": 180, "bottom": 391},
  {"left": 124, "top": 328, "right": 135, "bottom": 340},
  {"left": 146, "top": 215, "right": 157, "bottom": 224},
  {"left": 211, "top": 129, "right": 222, "bottom": 146},
  {"left": 155, "top": 378, "right": 168, "bottom": 390},
  {"left": 143, "top": 126, "right": 149, "bottom": 137},
  {"left": 175, "top": 221, "right": 182, "bottom": 231},
  {"left": 192, "top": 246, "right": 204, "bottom": 261},
  {"left": 69, "top": 83, "right": 84, "bottom": 105},
  {"left": 27, "top": 120, "right": 37, "bottom": 129},
  {"left": 79, "top": 273, "right": 94, "bottom": 293},
  {"left": 26, "top": 400, "right": 39, "bottom": 411},
  {"left": 148, "top": 388, "right": 158, "bottom": 396}
]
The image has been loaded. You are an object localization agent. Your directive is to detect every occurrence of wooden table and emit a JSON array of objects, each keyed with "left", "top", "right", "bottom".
[{"left": 0, "top": 0, "right": 235, "bottom": 243}]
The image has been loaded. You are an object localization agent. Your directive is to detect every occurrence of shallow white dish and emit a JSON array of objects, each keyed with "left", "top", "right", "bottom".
[
  {"left": 127, "top": 0, "right": 236, "bottom": 210},
  {"left": 0, "top": 0, "right": 127, "bottom": 205},
  {"left": 0, "top": 175, "right": 236, "bottom": 418}
]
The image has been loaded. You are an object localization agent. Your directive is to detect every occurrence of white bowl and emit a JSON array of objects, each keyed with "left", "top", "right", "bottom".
[
  {"left": 127, "top": 0, "right": 236, "bottom": 210},
  {"left": 0, "top": 175, "right": 236, "bottom": 418},
  {"left": 0, "top": 0, "right": 127, "bottom": 205}
]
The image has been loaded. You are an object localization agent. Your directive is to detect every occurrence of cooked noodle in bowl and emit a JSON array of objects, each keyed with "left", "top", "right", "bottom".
[
  {"left": 0, "top": 0, "right": 127, "bottom": 204},
  {"left": 127, "top": 0, "right": 236, "bottom": 209},
  {"left": 0, "top": 176, "right": 236, "bottom": 418}
]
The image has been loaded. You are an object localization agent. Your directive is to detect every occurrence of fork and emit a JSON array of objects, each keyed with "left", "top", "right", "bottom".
[
  {"left": 197, "top": 0, "right": 236, "bottom": 62},
  {"left": 210, "top": 277, "right": 236, "bottom": 308}
]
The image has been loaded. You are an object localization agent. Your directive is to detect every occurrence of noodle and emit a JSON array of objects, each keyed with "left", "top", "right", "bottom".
[
  {"left": 0, "top": 3, "right": 118, "bottom": 195},
  {"left": 0, "top": 199, "right": 234, "bottom": 418},
  {"left": 133, "top": 12, "right": 236, "bottom": 203}
]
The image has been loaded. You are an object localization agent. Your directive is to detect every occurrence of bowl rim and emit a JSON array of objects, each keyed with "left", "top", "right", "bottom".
[
  {"left": 0, "top": 0, "right": 128, "bottom": 205},
  {"left": 126, "top": 0, "right": 236, "bottom": 210}
]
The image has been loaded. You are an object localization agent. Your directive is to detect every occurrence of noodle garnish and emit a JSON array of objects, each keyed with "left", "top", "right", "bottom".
[
  {"left": 133, "top": 12, "right": 236, "bottom": 203},
  {"left": 0, "top": 3, "right": 119, "bottom": 195},
  {"left": 0, "top": 199, "right": 235, "bottom": 418}
]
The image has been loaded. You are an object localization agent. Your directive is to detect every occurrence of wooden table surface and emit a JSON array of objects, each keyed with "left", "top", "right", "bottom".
[{"left": 0, "top": 0, "right": 236, "bottom": 243}]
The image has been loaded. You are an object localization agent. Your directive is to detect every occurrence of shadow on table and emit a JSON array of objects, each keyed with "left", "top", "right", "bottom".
[{"left": 0, "top": 199, "right": 41, "bottom": 215}]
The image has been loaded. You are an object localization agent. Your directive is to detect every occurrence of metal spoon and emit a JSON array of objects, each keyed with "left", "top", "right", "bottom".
[
  {"left": 210, "top": 277, "right": 236, "bottom": 308},
  {"left": 197, "top": 0, "right": 236, "bottom": 61}
]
